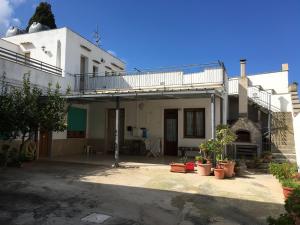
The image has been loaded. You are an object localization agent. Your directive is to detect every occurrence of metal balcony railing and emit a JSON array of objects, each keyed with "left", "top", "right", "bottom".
[
  {"left": 0, "top": 47, "right": 62, "bottom": 76},
  {"left": 74, "top": 63, "right": 225, "bottom": 93}
]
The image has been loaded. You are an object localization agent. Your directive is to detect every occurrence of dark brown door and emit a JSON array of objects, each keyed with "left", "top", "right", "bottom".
[
  {"left": 107, "top": 109, "right": 125, "bottom": 152},
  {"left": 39, "top": 130, "right": 51, "bottom": 158},
  {"left": 164, "top": 109, "right": 178, "bottom": 156}
]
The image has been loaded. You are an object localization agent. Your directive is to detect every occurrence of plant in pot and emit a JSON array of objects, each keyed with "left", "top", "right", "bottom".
[
  {"left": 214, "top": 164, "right": 225, "bottom": 179},
  {"left": 267, "top": 188, "right": 300, "bottom": 225},
  {"left": 262, "top": 151, "right": 272, "bottom": 163},
  {"left": 215, "top": 125, "right": 237, "bottom": 178},
  {"left": 269, "top": 162, "right": 299, "bottom": 199},
  {"left": 170, "top": 156, "right": 187, "bottom": 173},
  {"left": 198, "top": 141, "right": 215, "bottom": 176}
]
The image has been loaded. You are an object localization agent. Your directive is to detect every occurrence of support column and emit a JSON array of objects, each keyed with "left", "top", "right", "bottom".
[
  {"left": 268, "top": 93, "right": 272, "bottom": 151},
  {"left": 113, "top": 97, "right": 120, "bottom": 167},
  {"left": 223, "top": 92, "right": 228, "bottom": 125},
  {"left": 211, "top": 94, "right": 216, "bottom": 139}
]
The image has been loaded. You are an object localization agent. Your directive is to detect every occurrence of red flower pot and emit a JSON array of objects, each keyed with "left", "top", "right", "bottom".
[
  {"left": 185, "top": 162, "right": 195, "bottom": 172},
  {"left": 198, "top": 163, "right": 212, "bottom": 176},
  {"left": 282, "top": 186, "right": 295, "bottom": 200},
  {"left": 214, "top": 168, "right": 225, "bottom": 179},
  {"left": 170, "top": 163, "right": 186, "bottom": 173}
]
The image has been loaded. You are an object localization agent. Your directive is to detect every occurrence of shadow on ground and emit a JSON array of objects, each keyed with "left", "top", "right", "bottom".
[{"left": 0, "top": 161, "right": 284, "bottom": 225}]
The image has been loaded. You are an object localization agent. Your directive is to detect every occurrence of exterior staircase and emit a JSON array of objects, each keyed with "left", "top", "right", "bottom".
[
  {"left": 291, "top": 89, "right": 300, "bottom": 116},
  {"left": 271, "top": 112, "right": 296, "bottom": 163}
]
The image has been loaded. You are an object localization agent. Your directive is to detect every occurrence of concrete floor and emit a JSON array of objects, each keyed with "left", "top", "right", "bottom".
[{"left": 0, "top": 159, "right": 284, "bottom": 225}]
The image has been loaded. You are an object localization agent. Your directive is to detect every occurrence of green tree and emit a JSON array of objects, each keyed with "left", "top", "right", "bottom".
[
  {"left": 26, "top": 2, "right": 57, "bottom": 31},
  {"left": 39, "top": 82, "right": 69, "bottom": 133},
  {"left": 0, "top": 74, "right": 69, "bottom": 165},
  {"left": 0, "top": 73, "right": 19, "bottom": 140}
]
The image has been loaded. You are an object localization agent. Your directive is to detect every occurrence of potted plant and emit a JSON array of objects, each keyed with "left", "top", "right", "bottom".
[
  {"left": 269, "top": 162, "right": 299, "bottom": 199},
  {"left": 199, "top": 140, "right": 217, "bottom": 176},
  {"left": 170, "top": 163, "right": 186, "bottom": 173},
  {"left": 215, "top": 125, "right": 237, "bottom": 178},
  {"left": 262, "top": 151, "right": 272, "bottom": 163},
  {"left": 267, "top": 188, "right": 300, "bottom": 224},
  {"left": 196, "top": 156, "right": 212, "bottom": 176},
  {"left": 281, "top": 179, "right": 300, "bottom": 199},
  {"left": 214, "top": 164, "right": 225, "bottom": 179}
]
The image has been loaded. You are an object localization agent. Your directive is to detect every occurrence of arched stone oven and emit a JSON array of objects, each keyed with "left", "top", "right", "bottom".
[{"left": 236, "top": 129, "right": 251, "bottom": 142}]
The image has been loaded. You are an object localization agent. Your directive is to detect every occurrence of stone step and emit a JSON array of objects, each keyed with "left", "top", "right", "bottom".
[
  {"left": 272, "top": 153, "right": 296, "bottom": 161},
  {"left": 294, "top": 105, "right": 300, "bottom": 109},
  {"left": 272, "top": 143, "right": 295, "bottom": 146},
  {"left": 272, "top": 149, "right": 296, "bottom": 154},
  {"left": 256, "top": 163, "right": 270, "bottom": 169},
  {"left": 292, "top": 99, "right": 300, "bottom": 103},
  {"left": 272, "top": 158, "right": 297, "bottom": 163}
]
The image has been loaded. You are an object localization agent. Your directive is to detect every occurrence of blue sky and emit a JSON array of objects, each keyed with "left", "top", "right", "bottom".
[{"left": 1, "top": 0, "right": 299, "bottom": 83}]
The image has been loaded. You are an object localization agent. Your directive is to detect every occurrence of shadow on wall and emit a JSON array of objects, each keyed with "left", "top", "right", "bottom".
[
  {"left": 0, "top": 161, "right": 285, "bottom": 225},
  {"left": 278, "top": 96, "right": 289, "bottom": 112}
]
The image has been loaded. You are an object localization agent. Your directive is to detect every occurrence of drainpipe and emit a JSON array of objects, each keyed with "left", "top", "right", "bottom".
[{"left": 113, "top": 97, "right": 120, "bottom": 167}]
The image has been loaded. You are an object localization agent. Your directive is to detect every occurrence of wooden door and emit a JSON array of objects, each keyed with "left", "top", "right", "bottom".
[
  {"left": 39, "top": 130, "right": 51, "bottom": 158},
  {"left": 164, "top": 109, "right": 178, "bottom": 156},
  {"left": 107, "top": 109, "right": 125, "bottom": 152}
]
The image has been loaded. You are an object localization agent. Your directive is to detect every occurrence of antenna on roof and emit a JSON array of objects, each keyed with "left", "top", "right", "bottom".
[{"left": 93, "top": 25, "right": 101, "bottom": 47}]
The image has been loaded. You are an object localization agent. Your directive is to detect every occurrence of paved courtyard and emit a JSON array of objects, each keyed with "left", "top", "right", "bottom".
[{"left": 0, "top": 159, "right": 284, "bottom": 225}]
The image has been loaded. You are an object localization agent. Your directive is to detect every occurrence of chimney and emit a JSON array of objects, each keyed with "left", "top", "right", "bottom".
[
  {"left": 282, "top": 63, "right": 289, "bottom": 72},
  {"left": 240, "top": 59, "right": 246, "bottom": 77},
  {"left": 239, "top": 59, "right": 248, "bottom": 117}
]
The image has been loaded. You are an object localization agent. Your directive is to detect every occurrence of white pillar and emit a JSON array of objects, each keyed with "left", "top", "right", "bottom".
[
  {"left": 211, "top": 94, "right": 216, "bottom": 139},
  {"left": 114, "top": 97, "right": 120, "bottom": 167}
]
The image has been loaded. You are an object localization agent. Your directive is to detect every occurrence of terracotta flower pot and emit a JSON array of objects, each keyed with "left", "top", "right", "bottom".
[
  {"left": 282, "top": 186, "right": 295, "bottom": 200},
  {"left": 214, "top": 168, "right": 224, "bottom": 179},
  {"left": 220, "top": 161, "right": 235, "bottom": 178},
  {"left": 198, "top": 163, "right": 212, "bottom": 176},
  {"left": 170, "top": 163, "right": 186, "bottom": 173}
]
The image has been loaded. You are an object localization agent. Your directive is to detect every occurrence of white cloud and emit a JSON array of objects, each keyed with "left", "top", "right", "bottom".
[
  {"left": 0, "top": 0, "right": 26, "bottom": 36},
  {"left": 11, "top": 17, "right": 21, "bottom": 26}
]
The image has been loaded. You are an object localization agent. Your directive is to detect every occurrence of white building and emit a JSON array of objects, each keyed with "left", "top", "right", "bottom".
[{"left": 1, "top": 26, "right": 299, "bottom": 168}]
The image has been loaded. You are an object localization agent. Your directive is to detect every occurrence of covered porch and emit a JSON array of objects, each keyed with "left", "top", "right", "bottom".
[{"left": 43, "top": 63, "right": 228, "bottom": 163}]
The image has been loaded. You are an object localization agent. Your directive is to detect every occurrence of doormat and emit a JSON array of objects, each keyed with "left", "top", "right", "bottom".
[{"left": 81, "top": 213, "right": 111, "bottom": 224}]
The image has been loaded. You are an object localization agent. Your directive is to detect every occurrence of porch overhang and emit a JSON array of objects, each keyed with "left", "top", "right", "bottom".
[{"left": 65, "top": 86, "right": 225, "bottom": 103}]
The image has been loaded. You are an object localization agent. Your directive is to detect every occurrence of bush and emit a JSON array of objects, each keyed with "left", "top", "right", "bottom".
[
  {"left": 281, "top": 179, "right": 300, "bottom": 189},
  {"left": 267, "top": 188, "right": 300, "bottom": 225},
  {"left": 269, "top": 163, "right": 297, "bottom": 182},
  {"left": 0, "top": 144, "right": 20, "bottom": 167}
]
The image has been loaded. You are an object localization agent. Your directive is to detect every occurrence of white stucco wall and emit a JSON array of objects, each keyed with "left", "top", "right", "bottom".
[
  {"left": 87, "top": 97, "right": 221, "bottom": 152},
  {"left": 2, "top": 28, "right": 125, "bottom": 77},
  {"left": 0, "top": 57, "right": 72, "bottom": 91},
  {"left": 271, "top": 93, "right": 293, "bottom": 112},
  {"left": 3, "top": 29, "right": 68, "bottom": 74},
  {"left": 64, "top": 29, "right": 125, "bottom": 76},
  {"left": 229, "top": 71, "right": 292, "bottom": 112},
  {"left": 248, "top": 71, "right": 289, "bottom": 94},
  {"left": 0, "top": 39, "right": 22, "bottom": 53}
]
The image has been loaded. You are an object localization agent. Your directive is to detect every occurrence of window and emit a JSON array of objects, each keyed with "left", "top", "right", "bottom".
[
  {"left": 92, "top": 66, "right": 98, "bottom": 77},
  {"left": 184, "top": 108, "right": 205, "bottom": 138},
  {"left": 67, "top": 107, "right": 87, "bottom": 138}
]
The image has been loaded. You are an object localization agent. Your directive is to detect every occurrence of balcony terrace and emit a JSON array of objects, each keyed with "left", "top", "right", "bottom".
[{"left": 74, "top": 62, "right": 226, "bottom": 95}]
